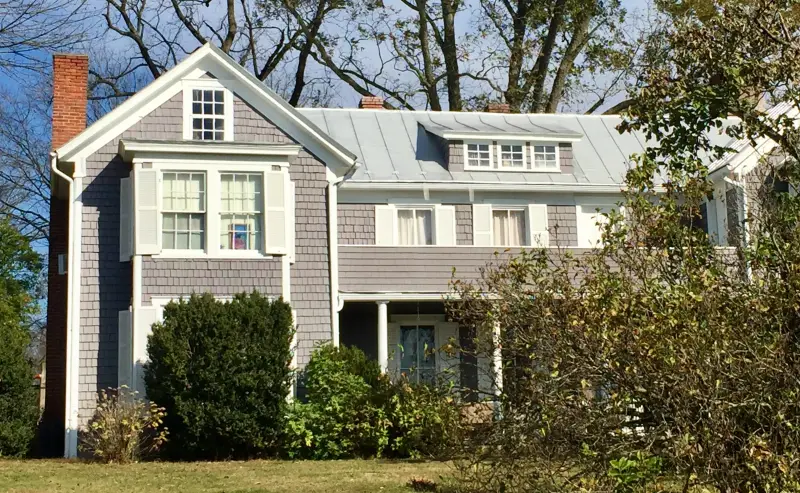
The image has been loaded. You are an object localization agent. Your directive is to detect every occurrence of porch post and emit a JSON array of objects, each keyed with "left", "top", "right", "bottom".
[
  {"left": 377, "top": 301, "right": 389, "bottom": 372},
  {"left": 492, "top": 320, "right": 503, "bottom": 396}
]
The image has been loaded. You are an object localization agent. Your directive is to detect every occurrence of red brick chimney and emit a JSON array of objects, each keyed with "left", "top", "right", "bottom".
[
  {"left": 486, "top": 103, "right": 510, "bottom": 113},
  {"left": 359, "top": 95, "right": 384, "bottom": 109},
  {"left": 52, "top": 53, "right": 89, "bottom": 149}
]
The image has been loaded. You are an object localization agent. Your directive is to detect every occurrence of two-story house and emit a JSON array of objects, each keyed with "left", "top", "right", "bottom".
[{"left": 42, "top": 44, "right": 771, "bottom": 457}]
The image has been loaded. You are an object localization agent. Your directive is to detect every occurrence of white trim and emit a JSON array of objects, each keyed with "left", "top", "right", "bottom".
[
  {"left": 120, "top": 140, "right": 301, "bottom": 161},
  {"left": 328, "top": 182, "right": 340, "bottom": 346},
  {"left": 390, "top": 314, "right": 447, "bottom": 323},
  {"left": 530, "top": 142, "right": 561, "bottom": 171},
  {"left": 281, "top": 255, "right": 291, "bottom": 303},
  {"left": 340, "top": 292, "right": 450, "bottom": 301},
  {"left": 65, "top": 174, "right": 83, "bottom": 458},
  {"left": 463, "top": 140, "right": 494, "bottom": 170},
  {"left": 435, "top": 131, "right": 582, "bottom": 142},
  {"left": 341, "top": 181, "right": 632, "bottom": 193}
]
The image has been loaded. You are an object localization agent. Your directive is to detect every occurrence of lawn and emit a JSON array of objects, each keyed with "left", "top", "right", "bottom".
[{"left": 0, "top": 459, "right": 453, "bottom": 493}]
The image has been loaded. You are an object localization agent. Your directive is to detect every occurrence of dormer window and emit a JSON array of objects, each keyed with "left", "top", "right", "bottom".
[
  {"left": 499, "top": 143, "right": 525, "bottom": 168},
  {"left": 182, "top": 81, "right": 233, "bottom": 141},
  {"left": 192, "top": 90, "right": 225, "bottom": 141},
  {"left": 533, "top": 144, "right": 558, "bottom": 169},
  {"left": 466, "top": 142, "right": 492, "bottom": 168}
]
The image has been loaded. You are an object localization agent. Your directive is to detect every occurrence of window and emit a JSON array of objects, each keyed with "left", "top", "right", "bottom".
[
  {"left": 220, "top": 173, "right": 263, "bottom": 250},
  {"left": 466, "top": 143, "right": 492, "bottom": 168},
  {"left": 492, "top": 209, "right": 526, "bottom": 246},
  {"left": 400, "top": 325, "right": 436, "bottom": 384},
  {"left": 191, "top": 89, "right": 225, "bottom": 141},
  {"left": 397, "top": 209, "right": 433, "bottom": 245},
  {"left": 533, "top": 145, "right": 558, "bottom": 169},
  {"left": 499, "top": 144, "right": 525, "bottom": 168},
  {"left": 162, "top": 172, "right": 206, "bottom": 250}
]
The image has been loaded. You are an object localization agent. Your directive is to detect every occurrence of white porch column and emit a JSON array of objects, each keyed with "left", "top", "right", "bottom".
[
  {"left": 377, "top": 301, "right": 389, "bottom": 372},
  {"left": 492, "top": 320, "right": 503, "bottom": 397}
]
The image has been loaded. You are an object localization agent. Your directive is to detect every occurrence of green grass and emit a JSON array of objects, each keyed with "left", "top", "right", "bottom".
[{"left": 0, "top": 459, "right": 452, "bottom": 493}]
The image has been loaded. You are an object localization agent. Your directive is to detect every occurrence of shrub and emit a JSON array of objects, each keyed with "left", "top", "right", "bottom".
[
  {"left": 144, "top": 292, "right": 294, "bottom": 460},
  {"left": 81, "top": 387, "right": 167, "bottom": 463},
  {"left": 282, "top": 344, "right": 460, "bottom": 460},
  {"left": 0, "top": 219, "right": 41, "bottom": 457}
]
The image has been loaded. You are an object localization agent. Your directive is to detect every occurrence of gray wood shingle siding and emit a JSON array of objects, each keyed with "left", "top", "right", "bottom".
[
  {"left": 338, "top": 204, "right": 376, "bottom": 244},
  {"left": 548, "top": 205, "right": 578, "bottom": 246}
]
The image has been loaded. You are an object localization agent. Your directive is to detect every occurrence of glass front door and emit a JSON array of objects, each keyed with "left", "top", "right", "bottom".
[{"left": 400, "top": 325, "right": 436, "bottom": 384}]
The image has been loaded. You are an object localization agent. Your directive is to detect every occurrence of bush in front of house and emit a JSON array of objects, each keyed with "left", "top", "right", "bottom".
[
  {"left": 282, "top": 344, "right": 461, "bottom": 460},
  {"left": 81, "top": 387, "right": 167, "bottom": 463},
  {"left": 144, "top": 292, "right": 294, "bottom": 460}
]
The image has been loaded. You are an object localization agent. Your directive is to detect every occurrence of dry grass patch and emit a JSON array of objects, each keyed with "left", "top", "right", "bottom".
[{"left": 0, "top": 459, "right": 452, "bottom": 493}]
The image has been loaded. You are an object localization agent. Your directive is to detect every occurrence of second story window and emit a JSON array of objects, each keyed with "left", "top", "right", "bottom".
[
  {"left": 499, "top": 144, "right": 525, "bottom": 168},
  {"left": 492, "top": 208, "right": 526, "bottom": 246},
  {"left": 162, "top": 172, "right": 206, "bottom": 250},
  {"left": 220, "top": 173, "right": 263, "bottom": 250},
  {"left": 397, "top": 208, "right": 433, "bottom": 245},
  {"left": 192, "top": 89, "right": 225, "bottom": 141},
  {"left": 533, "top": 145, "right": 558, "bottom": 169},
  {"left": 466, "top": 143, "right": 492, "bottom": 168}
]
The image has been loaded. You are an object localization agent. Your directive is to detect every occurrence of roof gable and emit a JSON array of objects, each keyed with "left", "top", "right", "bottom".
[{"left": 56, "top": 43, "right": 358, "bottom": 177}]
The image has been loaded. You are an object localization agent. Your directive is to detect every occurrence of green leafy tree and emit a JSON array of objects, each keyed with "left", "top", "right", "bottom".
[
  {"left": 449, "top": 0, "right": 800, "bottom": 490},
  {"left": 144, "top": 292, "right": 294, "bottom": 460},
  {"left": 0, "top": 219, "right": 41, "bottom": 457}
]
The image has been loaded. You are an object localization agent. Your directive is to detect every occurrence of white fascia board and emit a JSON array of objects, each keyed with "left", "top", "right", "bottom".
[
  {"left": 56, "top": 43, "right": 359, "bottom": 177},
  {"left": 340, "top": 180, "right": 631, "bottom": 193},
  {"left": 431, "top": 130, "right": 582, "bottom": 142},
  {"left": 118, "top": 140, "right": 302, "bottom": 161},
  {"left": 340, "top": 292, "right": 453, "bottom": 302}
]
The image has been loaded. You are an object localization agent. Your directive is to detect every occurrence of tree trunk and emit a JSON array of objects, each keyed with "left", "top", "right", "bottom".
[
  {"left": 441, "top": 0, "right": 462, "bottom": 110},
  {"left": 529, "top": 0, "right": 566, "bottom": 112},
  {"left": 416, "top": 0, "right": 441, "bottom": 110},
  {"left": 288, "top": 0, "right": 327, "bottom": 106},
  {"left": 504, "top": 0, "right": 530, "bottom": 112},
  {"left": 544, "top": 7, "right": 591, "bottom": 112}
]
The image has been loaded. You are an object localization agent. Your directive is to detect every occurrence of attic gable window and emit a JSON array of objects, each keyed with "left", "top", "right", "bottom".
[{"left": 182, "top": 82, "right": 233, "bottom": 141}]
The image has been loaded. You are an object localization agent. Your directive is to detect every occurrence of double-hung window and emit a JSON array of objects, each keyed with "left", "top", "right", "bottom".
[
  {"left": 191, "top": 89, "right": 225, "bottom": 141},
  {"left": 399, "top": 324, "right": 436, "bottom": 384},
  {"left": 220, "top": 173, "right": 263, "bottom": 250},
  {"left": 397, "top": 208, "right": 433, "bottom": 245},
  {"left": 533, "top": 145, "right": 558, "bottom": 169},
  {"left": 466, "top": 143, "right": 492, "bottom": 168},
  {"left": 162, "top": 172, "right": 206, "bottom": 250},
  {"left": 492, "top": 208, "right": 527, "bottom": 246},
  {"left": 499, "top": 143, "right": 525, "bottom": 168}
]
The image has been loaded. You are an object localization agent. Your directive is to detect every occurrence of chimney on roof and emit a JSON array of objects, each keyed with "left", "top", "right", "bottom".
[
  {"left": 52, "top": 53, "right": 89, "bottom": 149},
  {"left": 486, "top": 103, "right": 510, "bottom": 114},
  {"left": 359, "top": 95, "right": 384, "bottom": 109}
]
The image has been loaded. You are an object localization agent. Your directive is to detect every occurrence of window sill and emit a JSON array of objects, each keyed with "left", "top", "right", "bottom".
[{"left": 152, "top": 249, "right": 275, "bottom": 260}]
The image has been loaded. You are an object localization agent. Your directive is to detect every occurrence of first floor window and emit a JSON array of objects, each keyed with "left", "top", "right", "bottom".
[
  {"left": 397, "top": 208, "right": 433, "bottom": 245},
  {"left": 493, "top": 208, "right": 526, "bottom": 246},
  {"left": 466, "top": 143, "right": 492, "bottom": 168},
  {"left": 500, "top": 144, "right": 524, "bottom": 168},
  {"left": 220, "top": 173, "right": 263, "bottom": 250},
  {"left": 162, "top": 172, "right": 206, "bottom": 249},
  {"left": 400, "top": 325, "right": 436, "bottom": 384},
  {"left": 533, "top": 145, "right": 557, "bottom": 169}
]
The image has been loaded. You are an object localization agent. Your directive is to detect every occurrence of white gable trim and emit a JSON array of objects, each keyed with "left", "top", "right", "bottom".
[{"left": 56, "top": 44, "right": 358, "bottom": 176}]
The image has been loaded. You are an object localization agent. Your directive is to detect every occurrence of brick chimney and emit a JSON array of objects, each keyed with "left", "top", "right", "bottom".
[
  {"left": 486, "top": 102, "right": 510, "bottom": 113},
  {"left": 359, "top": 95, "right": 384, "bottom": 109},
  {"left": 52, "top": 53, "right": 89, "bottom": 149}
]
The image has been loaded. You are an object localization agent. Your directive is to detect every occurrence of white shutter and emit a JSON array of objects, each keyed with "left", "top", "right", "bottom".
[
  {"left": 133, "top": 307, "right": 159, "bottom": 395},
  {"left": 133, "top": 168, "right": 161, "bottom": 255},
  {"left": 118, "top": 310, "right": 133, "bottom": 388},
  {"left": 375, "top": 205, "right": 396, "bottom": 245},
  {"left": 434, "top": 205, "right": 456, "bottom": 246},
  {"left": 527, "top": 204, "right": 549, "bottom": 247},
  {"left": 436, "top": 322, "right": 460, "bottom": 385},
  {"left": 473, "top": 204, "right": 493, "bottom": 246},
  {"left": 287, "top": 181, "right": 296, "bottom": 263},
  {"left": 387, "top": 322, "right": 400, "bottom": 380},
  {"left": 264, "top": 170, "right": 287, "bottom": 255},
  {"left": 119, "top": 177, "right": 133, "bottom": 262}
]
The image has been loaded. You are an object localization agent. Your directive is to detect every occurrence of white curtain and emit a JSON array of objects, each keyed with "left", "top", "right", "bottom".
[
  {"left": 493, "top": 210, "right": 526, "bottom": 245},
  {"left": 398, "top": 209, "right": 432, "bottom": 245},
  {"left": 398, "top": 209, "right": 414, "bottom": 244}
]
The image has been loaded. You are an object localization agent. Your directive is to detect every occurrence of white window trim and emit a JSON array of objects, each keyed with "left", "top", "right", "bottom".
[
  {"left": 490, "top": 206, "right": 529, "bottom": 247},
  {"left": 531, "top": 143, "right": 561, "bottom": 172},
  {"left": 394, "top": 205, "right": 435, "bottom": 246},
  {"left": 182, "top": 80, "right": 234, "bottom": 142},
  {"left": 463, "top": 141, "right": 494, "bottom": 170},
  {"left": 141, "top": 161, "right": 284, "bottom": 260},
  {"left": 496, "top": 142, "right": 527, "bottom": 171}
]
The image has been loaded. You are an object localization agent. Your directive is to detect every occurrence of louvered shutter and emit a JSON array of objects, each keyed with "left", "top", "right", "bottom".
[
  {"left": 526, "top": 204, "right": 549, "bottom": 247},
  {"left": 375, "top": 205, "right": 396, "bottom": 245},
  {"left": 472, "top": 204, "right": 493, "bottom": 246},
  {"left": 133, "top": 168, "right": 161, "bottom": 255},
  {"left": 434, "top": 205, "right": 456, "bottom": 246},
  {"left": 133, "top": 307, "right": 159, "bottom": 395},
  {"left": 264, "top": 170, "right": 287, "bottom": 255},
  {"left": 119, "top": 177, "right": 133, "bottom": 261},
  {"left": 118, "top": 310, "right": 133, "bottom": 388}
]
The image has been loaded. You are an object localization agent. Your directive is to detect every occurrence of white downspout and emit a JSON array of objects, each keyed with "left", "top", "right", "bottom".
[
  {"left": 724, "top": 174, "right": 751, "bottom": 280},
  {"left": 50, "top": 152, "right": 79, "bottom": 457},
  {"left": 328, "top": 180, "right": 341, "bottom": 346}
]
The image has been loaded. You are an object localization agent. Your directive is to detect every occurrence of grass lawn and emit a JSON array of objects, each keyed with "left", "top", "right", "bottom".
[{"left": 0, "top": 459, "right": 453, "bottom": 493}]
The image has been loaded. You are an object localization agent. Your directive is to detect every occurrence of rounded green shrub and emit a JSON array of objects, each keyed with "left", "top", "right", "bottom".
[{"left": 144, "top": 292, "right": 294, "bottom": 460}]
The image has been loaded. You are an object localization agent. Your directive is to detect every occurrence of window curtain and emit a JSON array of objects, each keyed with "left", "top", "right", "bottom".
[
  {"left": 493, "top": 210, "right": 526, "bottom": 245},
  {"left": 398, "top": 210, "right": 432, "bottom": 245}
]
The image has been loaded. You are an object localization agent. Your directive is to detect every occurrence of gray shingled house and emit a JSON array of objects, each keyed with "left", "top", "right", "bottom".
[{"left": 43, "top": 44, "right": 772, "bottom": 457}]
